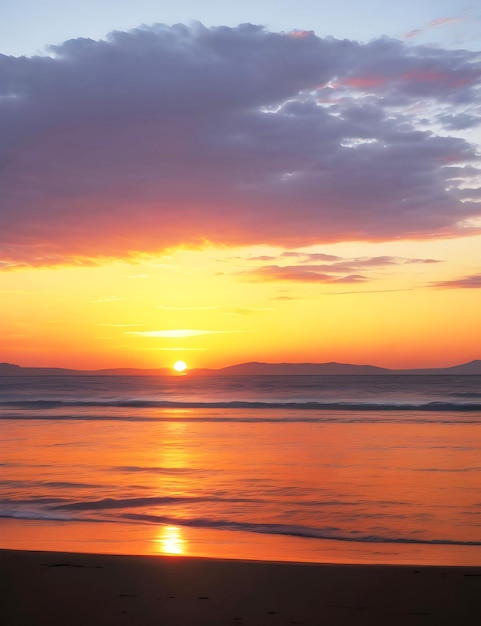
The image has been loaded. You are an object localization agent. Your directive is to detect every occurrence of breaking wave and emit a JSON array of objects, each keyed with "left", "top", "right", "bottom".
[
  {"left": 2, "top": 506, "right": 480, "bottom": 547},
  {"left": 1, "top": 398, "right": 481, "bottom": 417}
]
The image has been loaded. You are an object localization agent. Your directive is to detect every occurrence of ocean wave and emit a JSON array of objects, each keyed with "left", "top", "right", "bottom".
[
  {"left": 49, "top": 495, "right": 263, "bottom": 511},
  {"left": 0, "top": 512, "right": 71, "bottom": 521},
  {"left": 124, "top": 513, "right": 481, "bottom": 546},
  {"left": 115, "top": 465, "right": 209, "bottom": 475},
  {"left": 1, "top": 398, "right": 481, "bottom": 411},
  {"left": 2, "top": 415, "right": 480, "bottom": 428},
  {"left": 2, "top": 414, "right": 480, "bottom": 426},
  {"left": 2, "top": 508, "right": 479, "bottom": 547},
  {"left": 47, "top": 495, "right": 378, "bottom": 512}
]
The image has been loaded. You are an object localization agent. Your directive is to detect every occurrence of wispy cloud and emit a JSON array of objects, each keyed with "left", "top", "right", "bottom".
[
  {"left": 404, "top": 15, "right": 468, "bottom": 40},
  {"left": 126, "top": 329, "right": 243, "bottom": 338},
  {"left": 239, "top": 252, "right": 441, "bottom": 283},
  {"left": 322, "top": 288, "right": 414, "bottom": 295},
  {"left": 0, "top": 23, "right": 479, "bottom": 269},
  {"left": 243, "top": 265, "right": 367, "bottom": 284},
  {"left": 156, "top": 305, "right": 273, "bottom": 315},
  {"left": 430, "top": 17, "right": 466, "bottom": 28},
  {"left": 431, "top": 273, "right": 481, "bottom": 289}
]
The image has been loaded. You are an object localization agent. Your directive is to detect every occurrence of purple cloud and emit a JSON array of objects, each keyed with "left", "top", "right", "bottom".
[
  {"left": 0, "top": 23, "right": 480, "bottom": 269},
  {"left": 432, "top": 273, "right": 481, "bottom": 288},
  {"left": 239, "top": 252, "right": 441, "bottom": 283},
  {"left": 242, "top": 265, "right": 367, "bottom": 283},
  {"left": 404, "top": 15, "right": 468, "bottom": 41},
  {"left": 437, "top": 112, "right": 481, "bottom": 130}
]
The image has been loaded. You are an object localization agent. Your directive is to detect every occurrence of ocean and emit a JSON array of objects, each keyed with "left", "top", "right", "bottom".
[{"left": 1, "top": 374, "right": 481, "bottom": 565}]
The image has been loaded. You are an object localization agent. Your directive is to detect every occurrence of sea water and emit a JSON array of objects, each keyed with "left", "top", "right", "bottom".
[{"left": 1, "top": 374, "right": 480, "bottom": 564}]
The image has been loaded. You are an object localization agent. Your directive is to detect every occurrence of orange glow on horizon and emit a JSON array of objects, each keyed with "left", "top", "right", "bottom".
[{"left": 1, "top": 237, "right": 481, "bottom": 371}]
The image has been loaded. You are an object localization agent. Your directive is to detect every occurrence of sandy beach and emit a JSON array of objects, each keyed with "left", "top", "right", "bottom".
[{"left": 1, "top": 549, "right": 480, "bottom": 625}]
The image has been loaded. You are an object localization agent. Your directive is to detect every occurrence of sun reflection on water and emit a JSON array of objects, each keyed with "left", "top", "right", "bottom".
[{"left": 155, "top": 525, "right": 186, "bottom": 555}]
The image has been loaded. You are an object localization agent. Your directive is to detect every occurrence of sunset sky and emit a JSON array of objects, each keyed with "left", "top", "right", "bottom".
[{"left": 1, "top": 0, "right": 480, "bottom": 370}]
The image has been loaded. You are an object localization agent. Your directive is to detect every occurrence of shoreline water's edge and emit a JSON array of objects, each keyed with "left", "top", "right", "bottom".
[{"left": 2, "top": 518, "right": 481, "bottom": 567}]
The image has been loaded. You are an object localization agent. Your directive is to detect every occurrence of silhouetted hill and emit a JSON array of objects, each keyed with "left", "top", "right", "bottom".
[
  {"left": 215, "top": 362, "right": 389, "bottom": 375},
  {"left": 0, "top": 363, "right": 171, "bottom": 376},
  {"left": 1, "top": 360, "right": 481, "bottom": 376},
  {"left": 439, "top": 359, "right": 481, "bottom": 375}
]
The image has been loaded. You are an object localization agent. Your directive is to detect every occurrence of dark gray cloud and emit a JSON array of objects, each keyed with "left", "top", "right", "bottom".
[{"left": 0, "top": 23, "right": 480, "bottom": 268}]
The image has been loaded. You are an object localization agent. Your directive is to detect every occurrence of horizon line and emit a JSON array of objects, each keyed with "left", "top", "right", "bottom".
[{"left": 1, "top": 358, "right": 480, "bottom": 375}]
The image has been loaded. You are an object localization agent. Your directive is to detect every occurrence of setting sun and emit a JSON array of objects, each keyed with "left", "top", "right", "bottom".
[
  {"left": 173, "top": 360, "right": 187, "bottom": 373},
  {"left": 156, "top": 525, "right": 185, "bottom": 555}
]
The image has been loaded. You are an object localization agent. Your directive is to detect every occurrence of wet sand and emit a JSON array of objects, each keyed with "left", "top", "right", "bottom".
[{"left": 1, "top": 549, "right": 481, "bottom": 625}]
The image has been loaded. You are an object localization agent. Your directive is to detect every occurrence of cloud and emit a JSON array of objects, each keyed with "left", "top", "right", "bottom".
[
  {"left": 429, "top": 17, "right": 466, "bottom": 28},
  {"left": 127, "top": 329, "right": 241, "bottom": 338},
  {"left": 239, "top": 252, "right": 442, "bottom": 283},
  {"left": 156, "top": 304, "right": 271, "bottom": 315},
  {"left": 0, "top": 23, "right": 480, "bottom": 269},
  {"left": 437, "top": 112, "right": 481, "bottom": 130},
  {"left": 404, "top": 15, "right": 467, "bottom": 40},
  {"left": 243, "top": 265, "right": 367, "bottom": 283},
  {"left": 431, "top": 273, "right": 481, "bottom": 289},
  {"left": 404, "top": 29, "right": 422, "bottom": 40},
  {"left": 324, "top": 288, "right": 414, "bottom": 295},
  {"left": 281, "top": 251, "right": 341, "bottom": 261}
]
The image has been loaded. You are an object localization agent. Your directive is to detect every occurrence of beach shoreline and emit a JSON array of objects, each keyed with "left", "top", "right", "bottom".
[
  {"left": 2, "top": 548, "right": 481, "bottom": 625},
  {"left": 2, "top": 518, "right": 481, "bottom": 567}
]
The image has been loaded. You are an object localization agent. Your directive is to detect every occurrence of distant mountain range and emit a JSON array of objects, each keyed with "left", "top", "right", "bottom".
[
  {"left": 217, "top": 360, "right": 481, "bottom": 375},
  {"left": 1, "top": 360, "right": 481, "bottom": 376}
]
